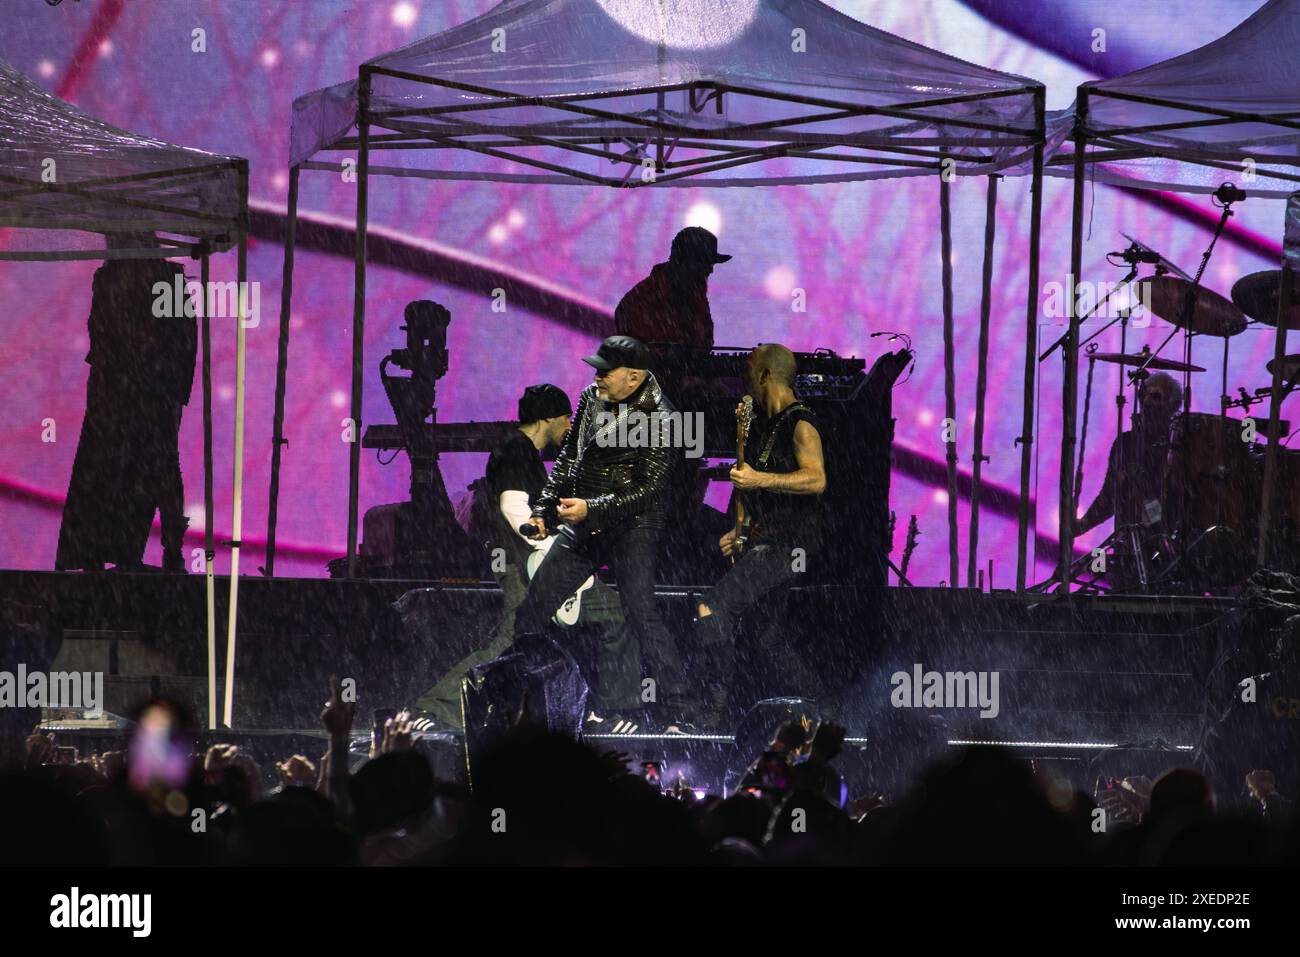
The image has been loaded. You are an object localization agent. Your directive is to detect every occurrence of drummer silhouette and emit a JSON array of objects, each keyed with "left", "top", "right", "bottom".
[{"left": 1077, "top": 372, "right": 1182, "bottom": 537}]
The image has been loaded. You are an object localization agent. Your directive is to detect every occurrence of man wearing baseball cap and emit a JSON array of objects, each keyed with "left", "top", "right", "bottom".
[
  {"left": 614, "top": 226, "right": 730, "bottom": 349},
  {"left": 514, "top": 335, "right": 692, "bottom": 730},
  {"left": 615, "top": 227, "right": 734, "bottom": 586}
]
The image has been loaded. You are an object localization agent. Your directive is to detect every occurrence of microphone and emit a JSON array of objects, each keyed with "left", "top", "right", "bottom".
[
  {"left": 870, "top": 330, "right": 912, "bottom": 348},
  {"left": 1214, "top": 182, "right": 1247, "bottom": 205},
  {"left": 518, "top": 521, "right": 540, "bottom": 537},
  {"left": 1109, "top": 247, "right": 1163, "bottom": 264}
]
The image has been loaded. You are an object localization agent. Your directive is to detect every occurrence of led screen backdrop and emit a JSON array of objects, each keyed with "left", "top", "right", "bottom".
[{"left": 1, "top": 0, "right": 1289, "bottom": 586}]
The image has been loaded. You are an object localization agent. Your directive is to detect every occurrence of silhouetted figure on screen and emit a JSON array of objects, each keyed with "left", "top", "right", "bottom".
[{"left": 57, "top": 232, "right": 197, "bottom": 572}]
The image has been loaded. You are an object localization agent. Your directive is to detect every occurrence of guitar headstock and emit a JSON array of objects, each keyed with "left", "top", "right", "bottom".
[{"left": 736, "top": 394, "right": 754, "bottom": 442}]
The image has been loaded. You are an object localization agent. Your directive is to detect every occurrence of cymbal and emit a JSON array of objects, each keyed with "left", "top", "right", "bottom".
[
  {"left": 1231, "top": 271, "right": 1300, "bottom": 330},
  {"left": 1135, "top": 275, "right": 1247, "bottom": 337},
  {"left": 1092, "top": 350, "right": 1205, "bottom": 373},
  {"left": 1120, "top": 233, "right": 1193, "bottom": 281},
  {"left": 1266, "top": 354, "right": 1300, "bottom": 380}
]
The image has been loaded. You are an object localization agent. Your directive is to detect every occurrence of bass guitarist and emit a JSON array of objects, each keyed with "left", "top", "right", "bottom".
[{"left": 695, "top": 343, "right": 827, "bottom": 726}]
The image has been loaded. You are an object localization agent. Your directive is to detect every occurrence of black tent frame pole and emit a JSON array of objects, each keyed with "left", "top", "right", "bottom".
[
  {"left": 1061, "top": 91, "right": 1089, "bottom": 595},
  {"left": 968, "top": 173, "right": 999, "bottom": 588},
  {"left": 265, "top": 164, "right": 299, "bottom": 577},
  {"left": 939, "top": 160, "right": 959, "bottom": 587},
  {"left": 200, "top": 246, "right": 214, "bottom": 565},
  {"left": 1259, "top": 259, "right": 1296, "bottom": 565},
  {"left": 346, "top": 68, "right": 372, "bottom": 579},
  {"left": 1016, "top": 129, "right": 1045, "bottom": 592},
  {"left": 199, "top": 245, "right": 216, "bottom": 729}
]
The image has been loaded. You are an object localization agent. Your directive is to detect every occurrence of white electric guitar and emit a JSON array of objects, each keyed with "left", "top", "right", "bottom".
[{"left": 526, "top": 548, "right": 595, "bottom": 627}]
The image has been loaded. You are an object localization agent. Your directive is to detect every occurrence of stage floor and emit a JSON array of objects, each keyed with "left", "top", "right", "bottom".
[{"left": 5, "top": 567, "right": 1282, "bottom": 797}]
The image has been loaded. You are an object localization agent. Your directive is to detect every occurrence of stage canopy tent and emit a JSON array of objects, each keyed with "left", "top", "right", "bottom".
[
  {"left": 0, "top": 57, "right": 244, "bottom": 248},
  {"left": 1045, "top": 0, "right": 1300, "bottom": 197},
  {"left": 0, "top": 57, "right": 249, "bottom": 730},
  {"left": 1051, "top": 0, "right": 1300, "bottom": 593},
  {"left": 274, "top": 0, "right": 1051, "bottom": 600},
  {"left": 289, "top": 0, "right": 1045, "bottom": 185}
]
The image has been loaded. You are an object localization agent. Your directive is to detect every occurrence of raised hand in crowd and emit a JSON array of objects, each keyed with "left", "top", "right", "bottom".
[
  {"left": 380, "top": 709, "right": 419, "bottom": 754},
  {"left": 277, "top": 753, "right": 317, "bottom": 788}
]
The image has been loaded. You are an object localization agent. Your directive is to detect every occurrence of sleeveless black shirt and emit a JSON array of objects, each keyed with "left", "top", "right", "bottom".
[{"left": 743, "top": 402, "right": 823, "bottom": 550}]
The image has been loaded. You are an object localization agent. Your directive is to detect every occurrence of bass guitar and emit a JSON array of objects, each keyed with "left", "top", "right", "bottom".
[{"left": 731, "top": 395, "right": 755, "bottom": 561}]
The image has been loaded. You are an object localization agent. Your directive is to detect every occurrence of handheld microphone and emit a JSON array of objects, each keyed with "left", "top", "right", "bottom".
[
  {"left": 1214, "top": 182, "right": 1247, "bottom": 205},
  {"left": 518, "top": 521, "right": 540, "bottom": 537}
]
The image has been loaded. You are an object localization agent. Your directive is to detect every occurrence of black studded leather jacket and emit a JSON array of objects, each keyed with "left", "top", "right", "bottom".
[{"left": 532, "top": 373, "right": 679, "bottom": 536}]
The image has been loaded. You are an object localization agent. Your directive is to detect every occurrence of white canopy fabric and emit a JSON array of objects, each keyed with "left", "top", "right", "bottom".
[
  {"left": 1046, "top": 0, "right": 1300, "bottom": 196},
  {"left": 0, "top": 58, "right": 244, "bottom": 247},
  {"left": 291, "top": 0, "right": 1044, "bottom": 184}
]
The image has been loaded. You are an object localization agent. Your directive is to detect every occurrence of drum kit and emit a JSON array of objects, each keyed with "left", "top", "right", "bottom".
[{"left": 1043, "top": 238, "right": 1299, "bottom": 596}]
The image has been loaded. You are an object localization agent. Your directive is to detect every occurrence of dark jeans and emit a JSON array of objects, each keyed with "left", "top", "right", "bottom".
[
  {"left": 514, "top": 524, "right": 688, "bottom": 712},
  {"left": 160, "top": 403, "right": 188, "bottom": 567},
  {"left": 566, "top": 576, "right": 642, "bottom": 713},
  {"left": 696, "top": 541, "right": 810, "bottom": 699}
]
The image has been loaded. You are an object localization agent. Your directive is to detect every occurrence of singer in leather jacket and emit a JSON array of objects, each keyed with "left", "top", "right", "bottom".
[
  {"left": 515, "top": 335, "right": 692, "bottom": 725},
  {"left": 531, "top": 371, "right": 676, "bottom": 536}
]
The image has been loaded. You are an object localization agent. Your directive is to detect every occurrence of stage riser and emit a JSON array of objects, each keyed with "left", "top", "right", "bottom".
[{"left": 1, "top": 572, "right": 1274, "bottom": 744}]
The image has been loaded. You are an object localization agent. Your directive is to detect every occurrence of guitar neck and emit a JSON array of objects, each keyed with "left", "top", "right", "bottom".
[
  {"left": 733, "top": 400, "right": 752, "bottom": 546},
  {"left": 733, "top": 435, "right": 747, "bottom": 526}
]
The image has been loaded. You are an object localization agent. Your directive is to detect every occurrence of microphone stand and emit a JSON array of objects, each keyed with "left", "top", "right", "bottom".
[
  {"left": 1140, "top": 196, "right": 1236, "bottom": 591},
  {"left": 1074, "top": 344, "right": 1097, "bottom": 515},
  {"left": 1039, "top": 258, "right": 1139, "bottom": 555},
  {"left": 1178, "top": 198, "right": 1235, "bottom": 561},
  {"left": 1039, "top": 261, "right": 1140, "bottom": 363}
]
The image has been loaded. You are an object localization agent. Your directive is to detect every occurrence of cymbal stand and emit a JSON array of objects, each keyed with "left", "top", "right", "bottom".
[
  {"left": 1039, "top": 262, "right": 1139, "bottom": 363},
  {"left": 1218, "top": 333, "right": 1234, "bottom": 528},
  {"left": 1027, "top": 521, "right": 1152, "bottom": 595},
  {"left": 1074, "top": 344, "right": 1098, "bottom": 509},
  {"left": 1175, "top": 196, "right": 1236, "bottom": 545}
]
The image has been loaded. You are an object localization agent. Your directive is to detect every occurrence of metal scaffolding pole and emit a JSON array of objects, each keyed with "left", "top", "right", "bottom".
[
  {"left": 346, "top": 69, "right": 372, "bottom": 578},
  {"left": 940, "top": 165, "right": 959, "bottom": 587},
  {"left": 968, "top": 173, "right": 999, "bottom": 588},
  {"left": 1017, "top": 137, "right": 1045, "bottom": 592},
  {"left": 1258, "top": 247, "right": 1296, "bottom": 565},
  {"left": 1060, "top": 94, "right": 1089, "bottom": 595},
  {"left": 199, "top": 247, "right": 216, "bottom": 729},
  {"left": 265, "top": 164, "right": 300, "bottom": 577}
]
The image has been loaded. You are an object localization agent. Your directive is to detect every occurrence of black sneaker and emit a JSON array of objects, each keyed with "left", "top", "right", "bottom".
[{"left": 585, "top": 710, "right": 641, "bottom": 735}]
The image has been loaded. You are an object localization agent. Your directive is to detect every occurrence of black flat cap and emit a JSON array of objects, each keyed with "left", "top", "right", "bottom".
[{"left": 582, "top": 335, "right": 652, "bottom": 371}]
